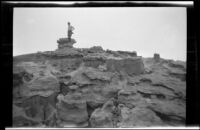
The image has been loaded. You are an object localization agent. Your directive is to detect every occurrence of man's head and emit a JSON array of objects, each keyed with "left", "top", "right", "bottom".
[{"left": 68, "top": 22, "right": 70, "bottom": 25}]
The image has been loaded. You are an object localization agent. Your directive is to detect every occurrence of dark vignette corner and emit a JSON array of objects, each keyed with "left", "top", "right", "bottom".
[
  {"left": 186, "top": 0, "right": 200, "bottom": 126},
  {"left": 1, "top": 2, "right": 13, "bottom": 127}
]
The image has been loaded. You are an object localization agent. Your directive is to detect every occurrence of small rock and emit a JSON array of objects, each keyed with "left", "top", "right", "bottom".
[
  {"left": 68, "top": 85, "right": 79, "bottom": 90},
  {"left": 154, "top": 53, "right": 160, "bottom": 62},
  {"left": 98, "top": 64, "right": 107, "bottom": 71},
  {"left": 88, "top": 46, "right": 104, "bottom": 53}
]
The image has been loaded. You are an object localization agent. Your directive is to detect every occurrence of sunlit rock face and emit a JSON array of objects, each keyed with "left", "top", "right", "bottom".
[{"left": 13, "top": 38, "right": 186, "bottom": 127}]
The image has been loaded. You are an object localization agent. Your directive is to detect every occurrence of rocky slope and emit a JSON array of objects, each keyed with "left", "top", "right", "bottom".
[{"left": 13, "top": 38, "right": 186, "bottom": 127}]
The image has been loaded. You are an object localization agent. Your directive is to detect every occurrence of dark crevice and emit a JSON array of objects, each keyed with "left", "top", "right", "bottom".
[
  {"left": 156, "top": 94, "right": 166, "bottom": 99},
  {"left": 82, "top": 74, "right": 111, "bottom": 84},
  {"left": 86, "top": 102, "right": 103, "bottom": 127},
  {"left": 137, "top": 91, "right": 151, "bottom": 98},
  {"left": 59, "top": 82, "right": 69, "bottom": 95},
  {"left": 13, "top": 73, "right": 23, "bottom": 87},
  {"left": 151, "top": 83, "right": 175, "bottom": 92},
  {"left": 140, "top": 78, "right": 152, "bottom": 83},
  {"left": 86, "top": 103, "right": 95, "bottom": 119},
  {"left": 151, "top": 109, "right": 185, "bottom": 125},
  {"left": 111, "top": 93, "right": 122, "bottom": 128},
  {"left": 138, "top": 91, "right": 166, "bottom": 99},
  {"left": 169, "top": 96, "right": 186, "bottom": 101},
  {"left": 168, "top": 72, "right": 186, "bottom": 81}
]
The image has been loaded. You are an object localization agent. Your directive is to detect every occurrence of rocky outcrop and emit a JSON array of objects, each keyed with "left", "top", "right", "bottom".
[
  {"left": 13, "top": 104, "right": 41, "bottom": 127},
  {"left": 118, "top": 88, "right": 146, "bottom": 109},
  {"left": 90, "top": 99, "right": 114, "bottom": 127},
  {"left": 106, "top": 57, "right": 144, "bottom": 75},
  {"left": 88, "top": 46, "right": 104, "bottom": 53},
  {"left": 57, "top": 38, "right": 76, "bottom": 49},
  {"left": 154, "top": 53, "right": 160, "bottom": 62},
  {"left": 119, "top": 106, "right": 164, "bottom": 127},
  {"left": 117, "top": 51, "right": 137, "bottom": 57},
  {"left": 147, "top": 100, "right": 186, "bottom": 125},
  {"left": 41, "top": 48, "right": 83, "bottom": 58},
  {"left": 83, "top": 67, "right": 114, "bottom": 82},
  {"left": 83, "top": 55, "right": 106, "bottom": 68},
  {"left": 13, "top": 62, "right": 60, "bottom": 98},
  {"left": 13, "top": 38, "right": 186, "bottom": 127},
  {"left": 106, "top": 50, "right": 137, "bottom": 57},
  {"left": 13, "top": 62, "right": 59, "bottom": 127},
  {"left": 56, "top": 93, "right": 88, "bottom": 127},
  {"left": 168, "top": 60, "right": 186, "bottom": 70}
]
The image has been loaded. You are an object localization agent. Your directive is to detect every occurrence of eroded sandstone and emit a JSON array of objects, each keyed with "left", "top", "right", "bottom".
[{"left": 13, "top": 38, "right": 186, "bottom": 127}]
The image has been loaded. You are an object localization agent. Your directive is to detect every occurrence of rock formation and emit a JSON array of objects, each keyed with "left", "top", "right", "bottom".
[
  {"left": 13, "top": 37, "right": 186, "bottom": 127},
  {"left": 154, "top": 53, "right": 160, "bottom": 62},
  {"left": 56, "top": 93, "right": 88, "bottom": 127},
  {"left": 57, "top": 38, "right": 76, "bottom": 49}
]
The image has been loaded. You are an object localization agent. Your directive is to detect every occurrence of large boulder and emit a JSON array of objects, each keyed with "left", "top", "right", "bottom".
[
  {"left": 50, "top": 58, "right": 83, "bottom": 73},
  {"left": 117, "top": 51, "right": 137, "bottom": 57},
  {"left": 13, "top": 62, "right": 60, "bottom": 98},
  {"left": 147, "top": 99, "right": 186, "bottom": 125},
  {"left": 83, "top": 55, "right": 106, "bottom": 68},
  {"left": 119, "top": 106, "right": 164, "bottom": 127},
  {"left": 168, "top": 60, "right": 186, "bottom": 70},
  {"left": 118, "top": 88, "right": 147, "bottom": 109},
  {"left": 135, "top": 84, "right": 177, "bottom": 100},
  {"left": 83, "top": 67, "right": 114, "bottom": 82},
  {"left": 88, "top": 46, "right": 104, "bottom": 53},
  {"left": 106, "top": 57, "right": 144, "bottom": 75},
  {"left": 51, "top": 48, "right": 83, "bottom": 58},
  {"left": 57, "top": 38, "right": 76, "bottom": 49},
  {"left": 154, "top": 53, "right": 160, "bottom": 62},
  {"left": 89, "top": 99, "right": 114, "bottom": 128},
  {"left": 13, "top": 93, "right": 58, "bottom": 127},
  {"left": 56, "top": 93, "right": 88, "bottom": 127},
  {"left": 13, "top": 104, "right": 41, "bottom": 127}
]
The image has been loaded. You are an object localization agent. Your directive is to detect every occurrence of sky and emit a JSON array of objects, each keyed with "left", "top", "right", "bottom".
[{"left": 13, "top": 7, "right": 186, "bottom": 61}]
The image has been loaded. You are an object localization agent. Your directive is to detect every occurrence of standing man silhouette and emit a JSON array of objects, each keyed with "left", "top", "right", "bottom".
[{"left": 67, "top": 22, "right": 75, "bottom": 41}]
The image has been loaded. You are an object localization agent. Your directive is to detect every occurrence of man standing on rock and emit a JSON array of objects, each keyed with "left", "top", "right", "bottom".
[{"left": 67, "top": 22, "right": 75, "bottom": 41}]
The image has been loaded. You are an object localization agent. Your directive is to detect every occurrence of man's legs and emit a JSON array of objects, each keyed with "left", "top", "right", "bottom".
[{"left": 68, "top": 31, "right": 72, "bottom": 41}]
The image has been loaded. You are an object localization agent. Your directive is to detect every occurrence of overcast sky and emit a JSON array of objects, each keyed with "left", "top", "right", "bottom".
[{"left": 13, "top": 7, "right": 186, "bottom": 61}]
